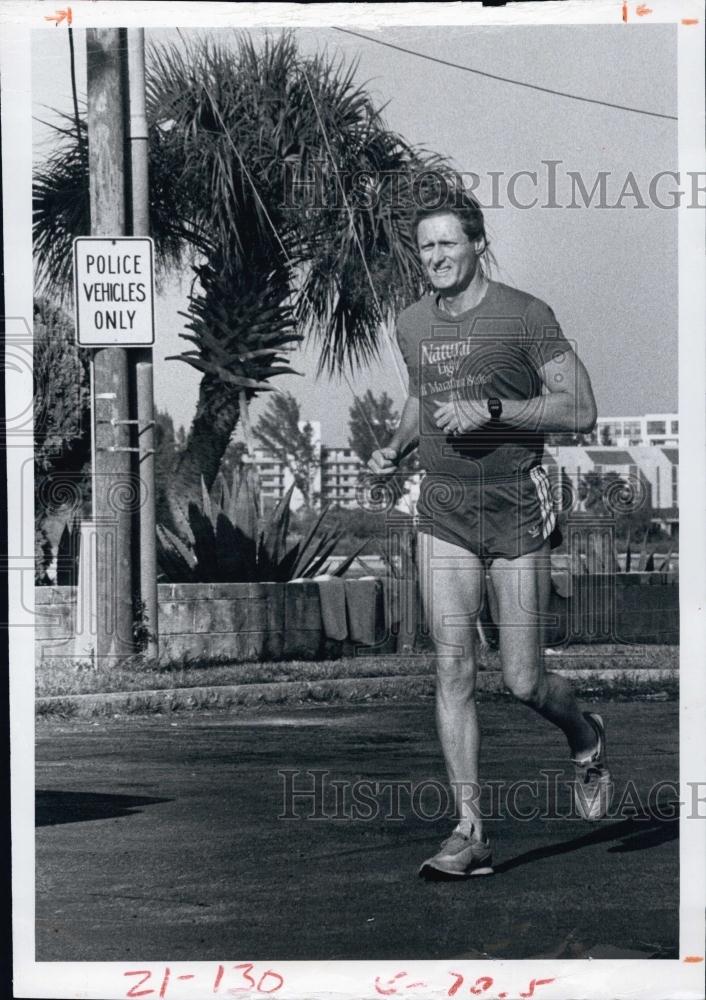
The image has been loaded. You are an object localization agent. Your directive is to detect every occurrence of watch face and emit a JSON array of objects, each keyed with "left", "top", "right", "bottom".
[{"left": 488, "top": 398, "right": 502, "bottom": 419}]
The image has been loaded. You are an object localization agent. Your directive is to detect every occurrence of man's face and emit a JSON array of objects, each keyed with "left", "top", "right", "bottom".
[{"left": 416, "top": 212, "right": 478, "bottom": 294}]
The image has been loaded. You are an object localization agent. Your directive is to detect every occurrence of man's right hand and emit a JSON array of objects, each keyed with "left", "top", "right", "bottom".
[{"left": 367, "top": 447, "right": 399, "bottom": 476}]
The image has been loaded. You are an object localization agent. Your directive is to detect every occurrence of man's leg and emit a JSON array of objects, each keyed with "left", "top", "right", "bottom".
[
  {"left": 488, "top": 541, "right": 596, "bottom": 756},
  {"left": 418, "top": 532, "right": 485, "bottom": 837}
]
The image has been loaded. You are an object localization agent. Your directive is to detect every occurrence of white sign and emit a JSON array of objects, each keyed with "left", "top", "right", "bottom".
[{"left": 73, "top": 237, "right": 155, "bottom": 346}]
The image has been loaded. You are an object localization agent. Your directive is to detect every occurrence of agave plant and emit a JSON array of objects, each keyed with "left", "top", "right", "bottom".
[{"left": 156, "top": 468, "right": 366, "bottom": 583}]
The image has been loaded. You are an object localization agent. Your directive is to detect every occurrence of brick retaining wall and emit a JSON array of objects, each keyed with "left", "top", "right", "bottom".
[{"left": 35, "top": 572, "right": 678, "bottom": 662}]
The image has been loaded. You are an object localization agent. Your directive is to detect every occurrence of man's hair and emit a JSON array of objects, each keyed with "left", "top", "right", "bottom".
[{"left": 410, "top": 170, "right": 490, "bottom": 259}]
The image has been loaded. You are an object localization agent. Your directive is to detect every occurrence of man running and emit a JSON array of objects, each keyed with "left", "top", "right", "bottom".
[{"left": 368, "top": 179, "right": 613, "bottom": 878}]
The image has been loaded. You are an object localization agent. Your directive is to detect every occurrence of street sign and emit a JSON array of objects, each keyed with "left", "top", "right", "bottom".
[{"left": 73, "top": 236, "right": 155, "bottom": 346}]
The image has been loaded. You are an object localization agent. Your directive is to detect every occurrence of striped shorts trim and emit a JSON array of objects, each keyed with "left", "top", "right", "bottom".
[{"left": 530, "top": 465, "right": 557, "bottom": 541}]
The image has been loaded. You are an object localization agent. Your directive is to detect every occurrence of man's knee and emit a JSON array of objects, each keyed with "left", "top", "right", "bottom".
[
  {"left": 504, "top": 668, "right": 544, "bottom": 705},
  {"left": 428, "top": 611, "right": 478, "bottom": 660},
  {"left": 436, "top": 657, "right": 477, "bottom": 701}
]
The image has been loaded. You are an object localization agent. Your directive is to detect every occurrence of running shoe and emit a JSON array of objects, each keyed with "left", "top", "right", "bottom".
[
  {"left": 418, "top": 827, "right": 494, "bottom": 879},
  {"left": 572, "top": 712, "right": 613, "bottom": 821}
]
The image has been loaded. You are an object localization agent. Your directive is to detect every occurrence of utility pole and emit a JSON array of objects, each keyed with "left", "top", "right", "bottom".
[
  {"left": 128, "top": 28, "right": 159, "bottom": 658},
  {"left": 87, "top": 28, "right": 135, "bottom": 660}
]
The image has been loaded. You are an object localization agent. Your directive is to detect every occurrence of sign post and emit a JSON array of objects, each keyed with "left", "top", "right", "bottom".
[
  {"left": 85, "top": 27, "right": 135, "bottom": 661},
  {"left": 74, "top": 235, "right": 157, "bottom": 659},
  {"left": 82, "top": 27, "right": 159, "bottom": 664}
]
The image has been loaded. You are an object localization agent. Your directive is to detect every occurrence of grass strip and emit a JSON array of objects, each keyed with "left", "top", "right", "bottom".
[
  {"left": 35, "top": 646, "right": 678, "bottom": 699},
  {"left": 36, "top": 668, "right": 678, "bottom": 719}
]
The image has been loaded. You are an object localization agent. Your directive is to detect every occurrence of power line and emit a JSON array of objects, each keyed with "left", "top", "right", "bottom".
[{"left": 334, "top": 28, "right": 677, "bottom": 122}]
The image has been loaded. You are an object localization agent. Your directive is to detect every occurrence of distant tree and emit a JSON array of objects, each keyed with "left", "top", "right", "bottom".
[
  {"left": 578, "top": 470, "right": 607, "bottom": 512},
  {"left": 33, "top": 298, "right": 91, "bottom": 582},
  {"left": 219, "top": 439, "right": 249, "bottom": 484},
  {"left": 154, "top": 408, "right": 178, "bottom": 530},
  {"left": 155, "top": 408, "right": 175, "bottom": 447},
  {"left": 578, "top": 470, "right": 661, "bottom": 543},
  {"left": 34, "top": 298, "right": 90, "bottom": 476},
  {"left": 348, "top": 390, "right": 399, "bottom": 464},
  {"left": 347, "top": 390, "right": 420, "bottom": 517},
  {"left": 35, "top": 526, "right": 54, "bottom": 586},
  {"left": 253, "top": 392, "right": 318, "bottom": 508}
]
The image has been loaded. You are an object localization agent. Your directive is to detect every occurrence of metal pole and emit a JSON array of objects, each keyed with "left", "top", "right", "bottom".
[
  {"left": 89, "top": 357, "right": 97, "bottom": 516},
  {"left": 128, "top": 29, "right": 149, "bottom": 233},
  {"left": 87, "top": 28, "right": 135, "bottom": 660},
  {"left": 128, "top": 28, "right": 159, "bottom": 658}
]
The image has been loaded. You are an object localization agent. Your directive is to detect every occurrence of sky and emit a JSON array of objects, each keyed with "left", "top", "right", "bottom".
[{"left": 32, "top": 22, "right": 678, "bottom": 445}]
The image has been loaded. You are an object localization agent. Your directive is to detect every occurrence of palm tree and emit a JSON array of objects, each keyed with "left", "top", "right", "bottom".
[
  {"left": 33, "top": 31, "right": 445, "bottom": 534},
  {"left": 165, "top": 248, "right": 302, "bottom": 529}
]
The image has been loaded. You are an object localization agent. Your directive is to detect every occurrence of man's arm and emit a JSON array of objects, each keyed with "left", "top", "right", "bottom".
[
  {"left": 497, "top": 347, "right": 596, "bottom": 433},
  {"left": 434, "top": 347, "right": 597, "bottom": 436},
  {"left": 368, "top": 395, "right": 420, "bottom": 474}
]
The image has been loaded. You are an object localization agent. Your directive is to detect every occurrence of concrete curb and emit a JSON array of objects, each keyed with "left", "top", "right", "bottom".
[{"left": 36, "top": 667, "right": 678, "bottom": 717}]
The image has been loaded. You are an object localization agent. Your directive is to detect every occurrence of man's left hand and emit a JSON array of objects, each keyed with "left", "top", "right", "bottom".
[{"left": 433, "top": 398, "right": 488, "bottom": 435}]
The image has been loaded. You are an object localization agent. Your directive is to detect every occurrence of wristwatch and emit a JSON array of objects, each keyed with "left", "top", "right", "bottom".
[{"left": 487, "top": 397, "right": 503, "bottom": 423}]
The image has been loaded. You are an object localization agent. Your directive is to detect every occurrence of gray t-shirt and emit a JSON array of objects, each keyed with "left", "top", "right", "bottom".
[{"left": 396, "top": 279, "right": 572, "bottom": 485}]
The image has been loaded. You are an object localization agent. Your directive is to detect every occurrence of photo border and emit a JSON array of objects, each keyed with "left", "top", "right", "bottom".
[{"left": 4, "top": 2, "right": 704, "bottom": 998}]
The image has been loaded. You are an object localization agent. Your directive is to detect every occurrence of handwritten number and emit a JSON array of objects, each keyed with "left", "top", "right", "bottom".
[
  {"left": 158, "top": 968, "right": 171, "bottom": 999},
  {"left": 257, "top": 970, "right": 284, "bottom": 994},
  {"left": 447, "top": 972, "right": 465, "bottom": 996},
  {"left": 520, "top": 978, "right": 556, "bottom": 998},
  {"left": 122, "top": 965, "right": 553, "bottom": 1000},
  {"left": 374, "top": 972, "right": 409, "bottom": 996},
  {"left": 229, "top": 964, "right": 257, "bottom": 994},
  {"left": 124, "top": 970, "right": 154, "bottom": 998}
]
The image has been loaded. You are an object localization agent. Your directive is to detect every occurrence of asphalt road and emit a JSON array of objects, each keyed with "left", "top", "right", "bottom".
[{"left": 36, "top": 701, "right": 678, "bottom": 961}]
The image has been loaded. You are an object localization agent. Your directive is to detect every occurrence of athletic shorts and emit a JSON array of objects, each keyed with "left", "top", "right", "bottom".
[{"left": 416, "top": 465, "right": 557, "bottom": 562}]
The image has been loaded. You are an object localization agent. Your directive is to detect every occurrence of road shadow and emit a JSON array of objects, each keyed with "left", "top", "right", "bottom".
[
  {"left": 494, "top": 813, "right": 678, "bottom": 874},
  {"left": 36, "top": 790, "right": 172, "bottom": 827}
]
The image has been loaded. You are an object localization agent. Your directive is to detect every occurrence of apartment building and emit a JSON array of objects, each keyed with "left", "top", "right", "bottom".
[
  {"left": 320, "top": 446, "right": 362, "bottom": 508},
  {"left": 593, "top": 413, "right": 679, "bottom": 448},
  {"left": 251, "top": 424, "right": 372, "bottom": 511}
]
